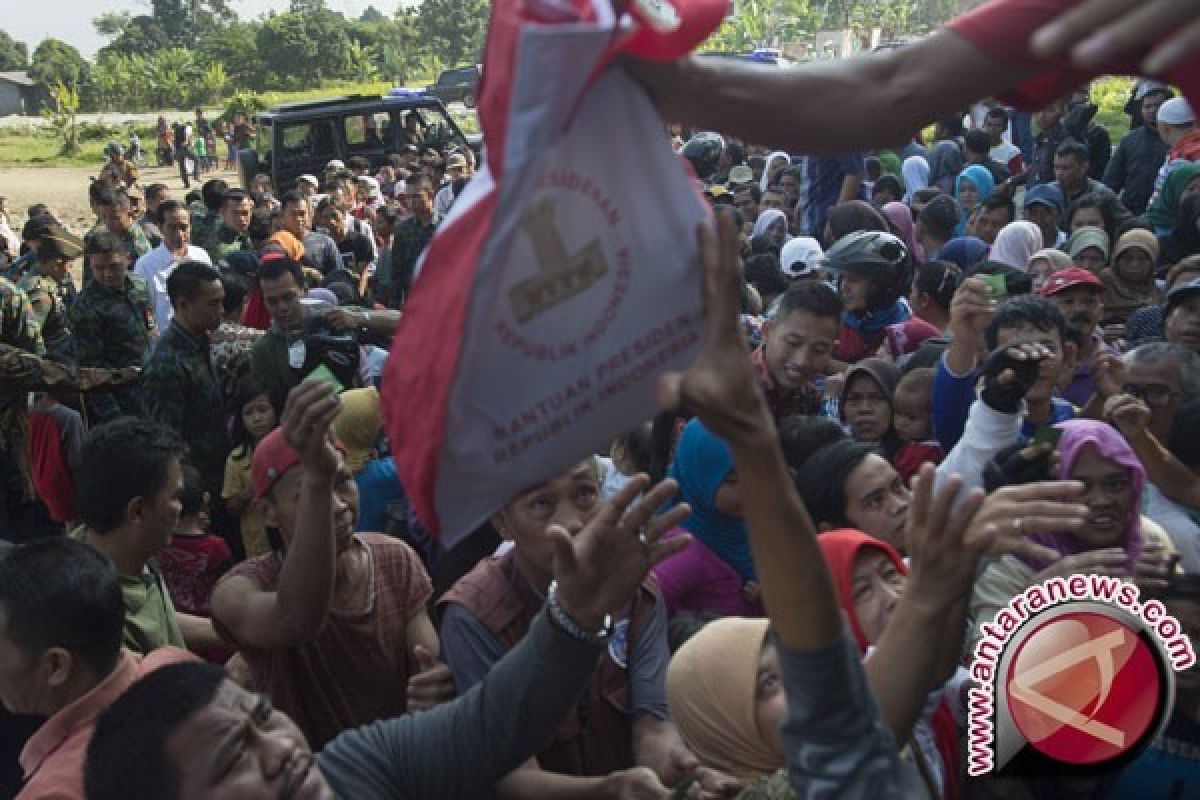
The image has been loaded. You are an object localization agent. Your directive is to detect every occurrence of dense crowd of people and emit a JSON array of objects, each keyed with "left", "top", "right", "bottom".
[{"left": 1, "top": 0, "right": 1200, "bottom": 798}]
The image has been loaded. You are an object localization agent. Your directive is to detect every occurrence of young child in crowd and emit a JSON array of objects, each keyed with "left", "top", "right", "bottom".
[
  {"left": 599, "top": 420, "right": 658, "bottom": 499},
  {"left": 331, "top": 386, "right": 401, "bottom": 533},
  {"left": 890, "top": 367, "right": 946, "bottom": 484},
  {"left": 157, "top": 463, "right": 232, "bottom": 662},
  {"left": 222, "top": 376, "right": 278, "bottom": 558}
]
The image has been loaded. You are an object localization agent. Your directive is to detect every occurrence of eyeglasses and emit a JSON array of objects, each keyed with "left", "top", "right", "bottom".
[{"left": 1123, "top": 383, "right": 1181, "bottom": 408}]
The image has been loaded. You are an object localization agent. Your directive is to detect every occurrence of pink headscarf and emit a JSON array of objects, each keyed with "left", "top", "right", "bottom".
[
  {"left": 1024, "top": 419, "right": 1145, "bottom": 568},
  {"left": 989, "top": 221, "right": 1043, "bottom": 271},
  {"left": 882, "top": 201, "right": 924, "bottom": 264}
]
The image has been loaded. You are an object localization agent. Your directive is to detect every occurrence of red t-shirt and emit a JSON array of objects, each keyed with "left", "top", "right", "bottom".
[{"left": 947, "top": 0, "right": 1199, "bottom": 109}]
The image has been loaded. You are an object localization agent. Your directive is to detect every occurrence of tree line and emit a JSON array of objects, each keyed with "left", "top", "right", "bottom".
[
  {"left": 0, "top": 0, "right": 488, "bottom": 112},
  {"left": 0, "top": 0, "right": 966, "bottom": 114}
]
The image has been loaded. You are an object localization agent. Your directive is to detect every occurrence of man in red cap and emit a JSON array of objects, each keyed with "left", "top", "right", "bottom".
[
  {"left": 1038, "top": 266, "right": 1115, "bottom": 406},
  {"left": 210, "top": 380, "right": 456, "bottom": 749}
]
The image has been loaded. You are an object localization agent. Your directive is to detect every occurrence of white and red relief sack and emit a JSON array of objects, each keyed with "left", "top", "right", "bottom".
[{"left": 383, "top": 0, "right": 728, "bottom": 545}]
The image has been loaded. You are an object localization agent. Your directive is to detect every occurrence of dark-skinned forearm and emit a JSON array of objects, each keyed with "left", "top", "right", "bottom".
[{"left": 642, "top": 32, "right": 1037, "bottom": 156}]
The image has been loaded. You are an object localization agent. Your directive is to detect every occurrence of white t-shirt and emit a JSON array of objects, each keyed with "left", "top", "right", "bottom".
[
  {"left": 134, "top": 244, "right": 212, "bottom": 331},
  {"left": 990, "top": 142, "right": 1022, "bottom": 172}
]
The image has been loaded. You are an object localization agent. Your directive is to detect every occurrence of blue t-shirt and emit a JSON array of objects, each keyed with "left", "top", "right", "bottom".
[
  {"left": 1106, "top": 714, "right": 1200, "bottom": 799},
  {"left": 354, "top": 456, "right": 402, "bottom": 533},
  {"left": 798, "top": 154, "right": 866, "bottom": 237}
]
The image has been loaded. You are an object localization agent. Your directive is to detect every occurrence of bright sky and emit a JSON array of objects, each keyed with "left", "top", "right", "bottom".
[{"left": 6, "top": 1, "right": 405, "bottom": 58}]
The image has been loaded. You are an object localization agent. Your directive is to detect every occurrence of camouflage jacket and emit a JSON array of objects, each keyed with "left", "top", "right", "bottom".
[
  {"left": 18, "top": 268, "right": 75, "bottom": 363},
  {"left": 0, "top": 250, "right": 36, "bottom": 283},
  {"left": 141, "top": 319, "right": 230, "bottom": 490},
  {"left": 190, "top": 209, "right": 222, "bottom": 253},
  {"left": 205, "top": 224, "right": 251, "bottom": 265},
  {"left": 388, "top": 213, "right": 439, "bottom": 307},
  {"left": 0, "top": 277, "right": 43, "bottom": 355},
  {"left": 68, "top": 273, "right": 158, "bottom": 421}
]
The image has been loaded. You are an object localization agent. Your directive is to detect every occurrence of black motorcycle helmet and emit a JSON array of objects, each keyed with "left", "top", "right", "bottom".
[
  {"left": 823, "top": 230, "right": 911, "bottom": 311},
  {"left": 681, "top": 132, "right": 726, "bottom": 183}
]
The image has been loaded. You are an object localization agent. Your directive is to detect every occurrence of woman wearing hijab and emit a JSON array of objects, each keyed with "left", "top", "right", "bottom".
[
  {"left": 882, "top": 201, "right": 923, "bottom": 265},
  {"left": 927, "top": 140, "right": 964, "bottom": 195},
  {"left": 1065, "top": 225, "right": 1111, "bottom": 274},
  {"left": 988, "top": 220, "right": 1043, "bottom": 271},
  {"left": 824, "top": 200, "right": 888, "bottom": 246},
  {"left": 652, "top": 419, "right": 764, "bottom": 618},
  {"left": 1148, "top": 161, "right": 1200, "bottom": 235},
  {"left": 1102, "top": 229, "right": 1164, "bottom": 325},
  {"left": 841, "top": 359, "right": 902, "bottom": 461},
  {"left": 331, "top": 387, "right": 401, "bottom": 533},
  {"left": 759, "top": 151, "right": 791, "bottom": 192},
  {"left": 902, "top": 155, "right": 930, "bottom": 203},
  {"left": 970, "top": 420, "right": 1175, "bottom": 652},
  {"left": 953, "top": 165, "right": 995, "bottom": 236},
  {"left": 935, "top": 237, "right": 990, "bottom": 272},
  {"left": 1027, "top": 247, "right": 1074, "bottom": 293}
]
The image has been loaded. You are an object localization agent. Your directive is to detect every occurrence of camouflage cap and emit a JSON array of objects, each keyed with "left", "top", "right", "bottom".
[{"left": 37, "top": 225, "right": 83, "bottom": 260}]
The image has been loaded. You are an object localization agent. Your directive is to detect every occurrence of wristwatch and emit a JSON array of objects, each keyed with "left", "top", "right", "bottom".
[{"left": 546, "top": 580, "right": 613, "bottom": 645}]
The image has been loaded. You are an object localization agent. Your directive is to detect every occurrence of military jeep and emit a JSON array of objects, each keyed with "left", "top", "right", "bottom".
[{"left": 238, "top": 91, "right": 481, "bottom": 193}]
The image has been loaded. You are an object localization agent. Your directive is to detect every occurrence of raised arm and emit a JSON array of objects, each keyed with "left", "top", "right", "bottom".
[
  {"left": 658, "top": 213, "right": 839, "bottom": 652},
  {"left": 630, "top": 30, "right": 1036, "bottom": 156},
  {"left": 212, "top": 381, "right": 342, "bottom": 650},
  {"left": 318, "top": 471, "right": 692, "bottom": 798}
]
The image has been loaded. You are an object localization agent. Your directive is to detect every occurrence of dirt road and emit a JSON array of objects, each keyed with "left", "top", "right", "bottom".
[{"left": 1, "top": 163, "right": 238, "bottom": 235}]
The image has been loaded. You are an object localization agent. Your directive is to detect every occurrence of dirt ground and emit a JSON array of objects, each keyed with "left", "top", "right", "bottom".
[{"left": 1, "top": 162, "right": 238, "bottom": 234}]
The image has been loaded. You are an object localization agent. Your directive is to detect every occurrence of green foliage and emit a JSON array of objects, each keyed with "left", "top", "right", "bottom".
[
  {"left": 0, "top": 28, "right": 29, "bottom": 70},
  {"left": 1092, "top": 75, "right": 1135, "bottom": 142},
  {"left": 223, "top": 90, "right": 267, "bottom": 122},
  {"left": 415, "top": 0, "right": 488, "bottom": 69},
  {"left": 30, "top": 39, "right": 89, "bottom": 92},
  {"left": 41, "top": 82, "right": 81, "bottom": 156}
]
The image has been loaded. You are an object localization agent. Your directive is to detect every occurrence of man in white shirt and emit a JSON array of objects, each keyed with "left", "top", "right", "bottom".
[
  {"left": 434, "top": 152, "right": 471, "bottom": 216},
  {"left": 134, "top": 199, "right": 212, "bottom": 330}
]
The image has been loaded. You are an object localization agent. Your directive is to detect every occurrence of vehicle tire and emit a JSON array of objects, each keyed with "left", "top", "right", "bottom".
[{"left": 464, "top": 93, "right": 476, "bottom": 109}]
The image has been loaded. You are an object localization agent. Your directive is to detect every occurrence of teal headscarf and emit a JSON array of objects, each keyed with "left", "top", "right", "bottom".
[
  {"left": 667, "top": 419, "right": 754, "bottom": 580},
  {"left": 954, "top": 165, "right": 996, "bottom": 237}
]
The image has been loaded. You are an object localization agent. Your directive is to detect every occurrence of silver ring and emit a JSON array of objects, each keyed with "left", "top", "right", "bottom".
[
  {"left": 638, "top": 529, "right": 650, "bottom": 546},
  {"left": 1013, "top": 518, "right": 1023, "bottom": 533}
]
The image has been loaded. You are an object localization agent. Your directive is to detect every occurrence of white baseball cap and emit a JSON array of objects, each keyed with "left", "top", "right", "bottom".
[
  {"left": 297, "top": 174, "right": 319, "bottom": 188},
  {"left": 780, "top": 236, "right": 824, "bottom": 278},
  {"left": 1158, "top": 97, "right": 1195, "bottom": 126}
]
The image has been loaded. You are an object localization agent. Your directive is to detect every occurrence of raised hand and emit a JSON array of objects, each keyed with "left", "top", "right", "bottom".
[
  {"left": 406, "top": 645, "right": 456, "bottom": 712},
  {"left": 1091, "top": 351, "right": 1126, "bottom": 400},
  {"left": 962, "top": 480, "right": 1089, "bottom": 567},
  {"left": 657, "top": 210, "right": 771, "bottom": 443},
  {"left": 550, "top": 475, "right": 691, "bottom": 630},
  {"left": 1031, "top": 0, "right": 1200, "bottom": 73},
  {"left": 280, "top": 380, "right": 342, "bottom": 478},
  {"left": 980, "top": 342, "right": 1051, "bottom": 413},
  {"left": 948, "top": 277, "right": 998, "bottom": 350},
  {"left": 902, "top": 467, "right": 987, "bottom": 604},
  {"left": 1104, "top": 392, "right": 1152, "bottom": 438}
]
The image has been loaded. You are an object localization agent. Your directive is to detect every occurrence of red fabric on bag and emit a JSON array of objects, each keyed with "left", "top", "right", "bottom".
[{"left": 946, "top": 0, "right": 1199, "bottom": 109}]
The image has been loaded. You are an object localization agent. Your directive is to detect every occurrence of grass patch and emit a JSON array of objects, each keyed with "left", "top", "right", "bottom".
[{"left": 0, "top": 129, "right": 109, "bottom": 167}]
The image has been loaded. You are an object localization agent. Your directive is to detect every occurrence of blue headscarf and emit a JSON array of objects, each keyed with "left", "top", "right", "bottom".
[
  {"left": 936, "top": 236, "right": 991, "bottom": 270},
  {"left": 668, "top": 419, "right": 754, "bottom": 581},
  {"left": 954, "top": 165, "right": 996, "bottom": 236}
]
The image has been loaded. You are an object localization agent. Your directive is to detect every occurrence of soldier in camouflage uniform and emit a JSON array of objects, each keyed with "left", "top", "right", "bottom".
[
  {"left": 19, "top": 225, "right": 81, "bottom": 363},
  {"left": 84, "top": 186, "right": 152, "bottom": 283},
  {"left": 0, "top": 276, "right": 140, "bottom": 538},
  {"left": 190, "top": 178, "right": 228, "bottom": 254},
  {"left": 142, "top": 259, "right": 230, "bottom": 495},
  {"left": 205, "top": 188, "right": 254, "bottom": 264},
  {"left": 69, "top": 232, "right": 159, "bottom": 422},
  {"left": 0, "top": 215, "right": 56, "bottom": 283}
]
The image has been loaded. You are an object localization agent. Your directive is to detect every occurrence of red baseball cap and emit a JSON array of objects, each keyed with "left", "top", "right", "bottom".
[
  {"left": 1037, "top": 266, "right": 1104, "bottom": 297},
  {"left": 252, "top": 427, "right": 300, "bottom": 499}
]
